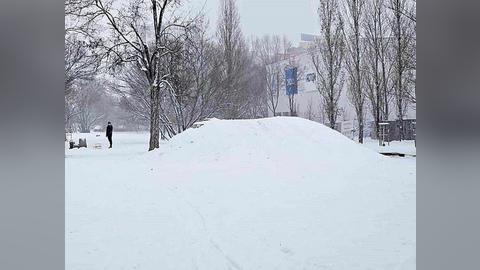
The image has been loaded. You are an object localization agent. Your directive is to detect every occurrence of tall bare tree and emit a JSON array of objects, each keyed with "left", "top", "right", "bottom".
[
  {"left": 343, "top": 0, "right": 366, "bottom": 143},
  {"left": 217, "top": 0, "right": 250, "bottom": 119},
  {"left": 311, "top": 0, "right": 345, "bottom": 129},
  {"left": 253, "top": 35, "right": 291, "bottom": 116},
  {"left": 363, "top": 0, "right": 390, "bottom": 141},
  {"left": 242, "top": 49, "right": 269, "bottom": 118},
  {"left": 65, "top": 0, "right": 104, "bottom": 136},
  {"left": 64, "top": 35, "right": 101, "bottom": 136},
  {"left": 65, "top": 35, "right": 100, "bottom": 94},
  {"left": 112, "top": 63, "right": 152, "bottom": 125},
  {"left": 388, "top": 0, "right": 415, "bottom": 140},
  {"left": 75, "top": 81, "right": 106, "bottom": 133},
  {"left": 159, "top": 20, "right": 228, "bottom": 134},
  {"left": 112, "top": 19, "right": 225, "bottom": 138},
  {"left": 404, "top": 0, "right": 416, "bottom": 106},
  {"left": 378, "top": 1, "right": 394, "bottom": 122},
  {"left": 89, "top": 0, "right": 193, "bottom": 150}
]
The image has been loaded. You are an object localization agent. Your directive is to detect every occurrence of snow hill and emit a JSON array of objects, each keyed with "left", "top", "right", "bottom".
[
  {"left": 66, "top": 117, "right": 416, "bottom": 270},
  {"left": 158, "top": 117, "right": 381, "bottom": 164}
]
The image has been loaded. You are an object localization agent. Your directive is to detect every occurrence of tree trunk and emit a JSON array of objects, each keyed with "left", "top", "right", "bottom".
[
  {"left": 358, "top": 114, "right": 364, "bottom": 144},
  {"left": 382, "top": 62, "right": 389, "bottom": 121},
  {"left": 395, "top": 0, "right": 404, "bottom": 141},
  {"left": 149, "top": 85, "right": 160, "bottom": 151},
  {"left": 329, "top": 103, "right": 335, "bottom": 129},
  {"left": 376, "top": 94, "right": 381, "bottom": 145}
]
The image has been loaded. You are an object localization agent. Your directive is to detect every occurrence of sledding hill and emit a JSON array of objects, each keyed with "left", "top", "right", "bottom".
[
  {"left": 158, "top": 117, "right": 381, "bottom": 165},
  {"left": 66, "top": 117, "right": 416, "bottom": 270}
]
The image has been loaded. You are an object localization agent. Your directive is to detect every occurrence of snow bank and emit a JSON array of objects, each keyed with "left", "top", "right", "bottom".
[
  {"left": 157, "top": 117, "right": 382, "bottom": 166},
  {"left": 67, "top": 117, "right": 415, "bottom": 270}
]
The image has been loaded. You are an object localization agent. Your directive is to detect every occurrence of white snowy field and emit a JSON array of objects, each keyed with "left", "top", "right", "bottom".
[
  {"left": 66, "top": 117, "right": 416, "bottom": 270},
  {"left": 363, "top": 138, "right": 417, "bottom": 156}
]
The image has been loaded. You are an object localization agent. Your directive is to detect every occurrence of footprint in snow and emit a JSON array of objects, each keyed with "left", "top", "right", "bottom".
[{"left": 280, "top": 247, "right": 294, "bottom": 256}]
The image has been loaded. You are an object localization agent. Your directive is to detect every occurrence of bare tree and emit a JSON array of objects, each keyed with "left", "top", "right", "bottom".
[
  {"left": 388, "top": 0, "right": 415, "bottom": 140},
  {"left": 343, "top": 0, "right": 366, "bottom": 143},
  {"left": 216, "top": 0, "right": 250, "bottom": 119},
  {"left": 253, "top": 35, "right": 291, "bottom": 116},
  {"left": 65, "top": 0, "right": 104, "bottom": 136},
  {"left": 304, "top": 98, "right": 318, "bottom": 121},
  {"left": 65, "top": 0, "right": 101, "bottom": 91},
  {"left": 159, "top": 20, "right": 228, "bottom": 134},
  {"left": 88, "top": 0, "right": 194, "bottom": 150},
  {"left": 378, "top": 1, "right": 394, "bottom": 122},
  {"left": 112, "top": 63, "right": 151, "bottom": 124},
  {"left": 387, "top": 0, "right": 416, "bottom": 23},
  {"left": 65, "top": 92, "right": 81, "bottom": 135},
  {"left": 112, "top": 18, "right": 226, "bottom": 137},
  {"left": 404, "top": 0, "right": 416, "bottom": 105},
  {"left": 178, "top": 23, "right": 227, "bottom": 125},
  {"left": 288, "top": 91, "right": 298, "bottom": 116},
  {"left": 64, "top": 34, "right": 101, "bottom": 136},
  {"left": 65, "top": 35, "right": 100, "bottom": 95},
  {"left": 363, "top": 0, "right": 390, "bottom": 142},
  {"left": 65, "top": 0, "right": 104, "bottom": 39},
  {"left": 311, "top": 0, "right": 345, "bottom": 129},
  {"left": 242, "top": 50, "right": 269, "bottom": 118},
  {"left": 75, "top": 81, "right": 106, "bottom": 133}
]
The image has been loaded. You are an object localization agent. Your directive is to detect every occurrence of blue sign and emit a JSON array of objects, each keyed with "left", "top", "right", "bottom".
[{"left": 285, "top": 67, "right": 298, "bottom": 95}]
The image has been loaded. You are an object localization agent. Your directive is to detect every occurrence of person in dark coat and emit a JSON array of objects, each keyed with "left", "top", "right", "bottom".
[{"left": 106, "top": 122, "right": 113, "bottom": 148}]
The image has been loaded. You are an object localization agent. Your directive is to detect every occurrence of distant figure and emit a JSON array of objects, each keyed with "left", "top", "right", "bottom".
[{"left": 106, "top": 122, "right": 113, "bottom": 148}]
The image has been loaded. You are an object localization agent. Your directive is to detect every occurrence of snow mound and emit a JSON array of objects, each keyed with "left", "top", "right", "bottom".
[
  {"left": 159, "top": 117, "right": 381, "bottom": 165},
  {"left": 67, "top": 117, "right": 415, "bottom": 270}
]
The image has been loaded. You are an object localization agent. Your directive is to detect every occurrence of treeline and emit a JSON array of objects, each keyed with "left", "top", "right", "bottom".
[
  {"left": 65, "top": 0, "right": 268, "bottom": 150},
  {"left": 259, "top": 0, "right": 416, "bottom": 143},
  {"left": 309, "top": 0, "right": 416, "bottom": 142},
  {"left": 65, "top": 0, "right": 416, "bottom": 149}
]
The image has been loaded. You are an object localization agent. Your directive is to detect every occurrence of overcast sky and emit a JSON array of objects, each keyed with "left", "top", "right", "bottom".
[{"left": 188, "top": 0, "right": 320, "bottom": 45}]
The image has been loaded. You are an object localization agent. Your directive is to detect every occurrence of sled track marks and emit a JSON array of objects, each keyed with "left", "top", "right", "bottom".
[
  {"left": 167, "top": 186, "right": 244, "bottom": 270},
  {"left": 209, "top": 239, "right": 243, "bottom": 270}
]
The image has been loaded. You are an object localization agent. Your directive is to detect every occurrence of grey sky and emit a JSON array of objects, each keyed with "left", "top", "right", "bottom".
[{"left": 189, "top": 0, "right": 320, "bottom": 45}]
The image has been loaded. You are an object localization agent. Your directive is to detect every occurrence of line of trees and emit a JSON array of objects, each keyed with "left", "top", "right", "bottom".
[
  {"left": 65, "top": 0, "right": 268, "bottom": 150},
  {"left": 308, "top": 0, "right": 415, "bottom": 142},
  {"left": 65, "top": 0, "right": 415, "bottom": 148},
  {"left": 253, "top": 0, "right": 415, "bottom": 143}
]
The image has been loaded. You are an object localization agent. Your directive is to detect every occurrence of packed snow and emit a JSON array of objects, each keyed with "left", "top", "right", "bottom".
[
  {"left": 66, "top": 117, "right": 415, "bottom": 270},
  {"left": 363, "top": 138, "right": 416, "bottom": 156}
]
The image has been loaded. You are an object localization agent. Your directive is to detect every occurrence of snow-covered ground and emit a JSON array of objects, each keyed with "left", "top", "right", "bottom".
[
  {"left": 363, "top": 138, "right": 417, "bottom": 156},
  {"left": 66, "top": 117, "right": 415, "bottom": 270}
]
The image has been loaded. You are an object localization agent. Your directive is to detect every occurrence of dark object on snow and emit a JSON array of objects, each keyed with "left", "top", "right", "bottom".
[
  {"left": 79, "top": 138, "right": 87, "bottom": 148},
  {"left": 69, "top": 138, "right": 87, "bottom": 149},
  {"left": 106, "top": 122, "right": 113, "bottom": 148},
  {"left": 380, "top": 152, "right": 416, "bottom": 158}
]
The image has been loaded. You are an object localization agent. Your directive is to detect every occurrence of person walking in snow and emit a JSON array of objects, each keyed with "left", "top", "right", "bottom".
[{"left": 106, "top": 122, "right": 113, "bottom": 148}]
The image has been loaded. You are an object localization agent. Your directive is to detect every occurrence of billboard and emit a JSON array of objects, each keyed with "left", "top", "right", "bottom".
[{"left": 285, "top": 67, "right": 298, "bottom": 95}]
